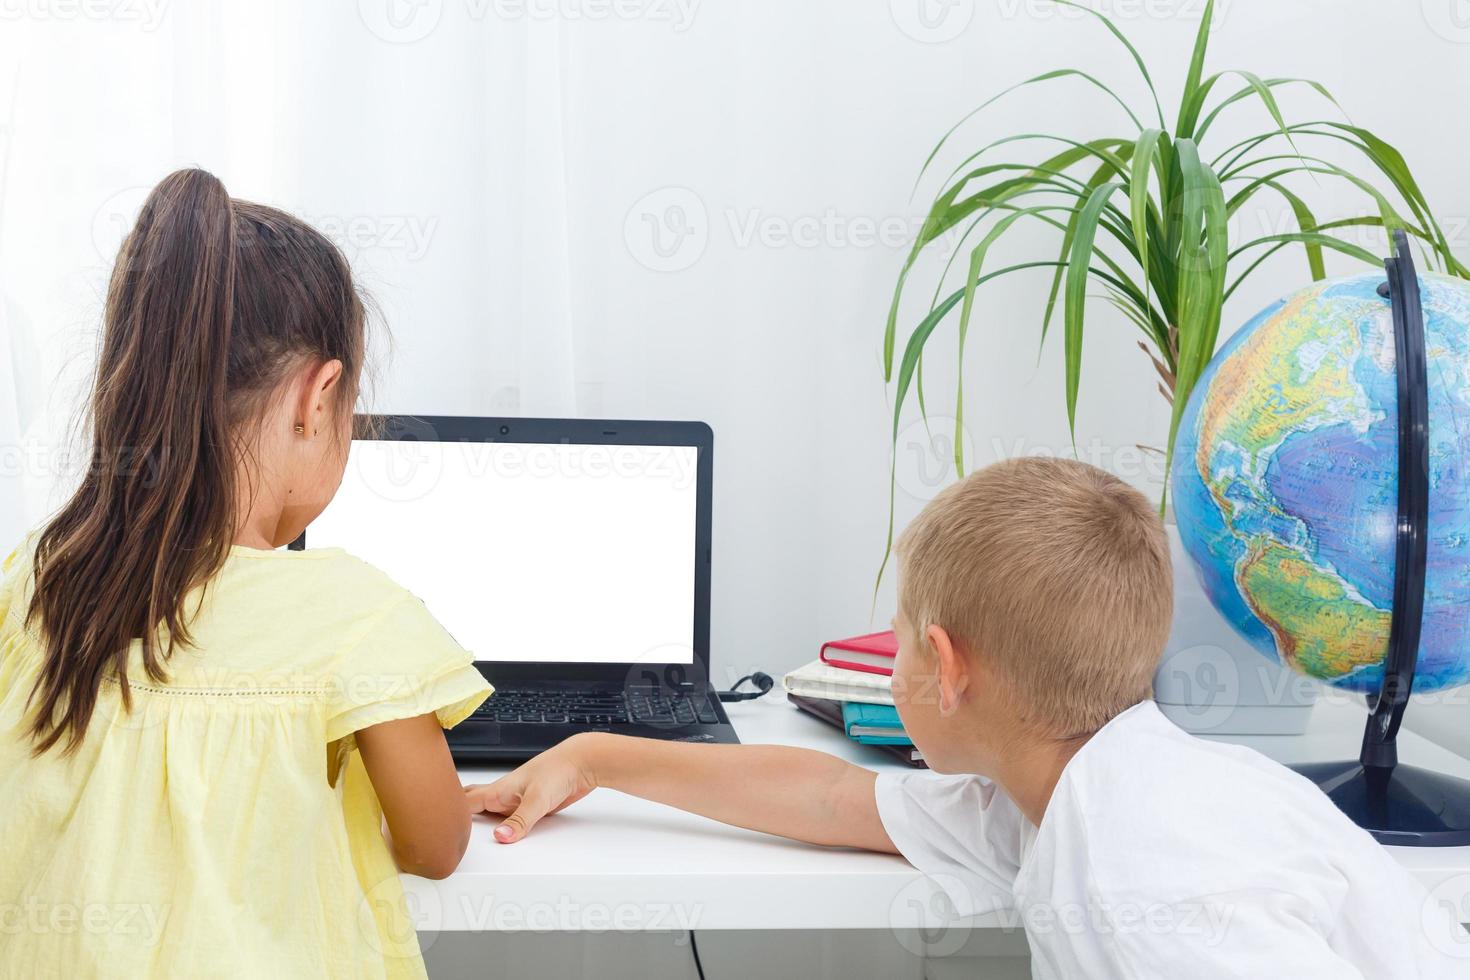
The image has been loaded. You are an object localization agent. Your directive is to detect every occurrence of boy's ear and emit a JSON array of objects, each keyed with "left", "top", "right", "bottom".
[{"left": 926, "top": 624, "right": 970, "bottom": 717}]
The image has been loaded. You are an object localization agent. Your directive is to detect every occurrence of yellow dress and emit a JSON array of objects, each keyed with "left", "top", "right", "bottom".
[{"left": 0, "top": 540, "right": 493, "bottom": 979}]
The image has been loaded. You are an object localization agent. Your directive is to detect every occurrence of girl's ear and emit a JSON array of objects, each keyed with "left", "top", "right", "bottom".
[
  {"left": 926, "top": 623, "right": 971, "bottom": 717},
  {"left": 295, "top": 359, "right": 345, "bottom": 437}
]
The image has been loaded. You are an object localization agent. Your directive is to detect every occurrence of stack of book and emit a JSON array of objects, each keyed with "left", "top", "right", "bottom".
[{"left": 782, "top": 630, "right": 926, "bottom": 768}]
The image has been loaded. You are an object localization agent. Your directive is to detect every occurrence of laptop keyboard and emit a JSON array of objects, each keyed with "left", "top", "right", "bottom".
[{"left": 474, "top": 688, "right": 721, "bottom": 726}]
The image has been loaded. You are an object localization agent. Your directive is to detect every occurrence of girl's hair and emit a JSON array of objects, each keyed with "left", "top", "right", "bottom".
[{"left": 25, "top": 167, "right": 366, "bottom": 754}]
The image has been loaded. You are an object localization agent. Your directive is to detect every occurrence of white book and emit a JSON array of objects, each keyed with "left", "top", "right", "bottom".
[{"left": 782, "top": 658, "right": 894, "bottom": 706}]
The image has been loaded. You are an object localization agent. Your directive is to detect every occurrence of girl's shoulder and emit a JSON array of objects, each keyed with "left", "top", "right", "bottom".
[
  {"left": 219, "top": 547, "right": 490, "bottom": 743},
  {"left": 205, "top": 545, "right": 429, "bottom": 658},
  {"left": 219, "top": 544, "right": 416, "bottom": 613},
  {"left": 58, "top": 545, "right": 446, "bottom": 691}
]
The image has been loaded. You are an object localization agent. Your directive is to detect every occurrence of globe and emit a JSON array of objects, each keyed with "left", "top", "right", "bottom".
[{"left": 1171, "top": 271, "right": 1470, "bottom": 695}]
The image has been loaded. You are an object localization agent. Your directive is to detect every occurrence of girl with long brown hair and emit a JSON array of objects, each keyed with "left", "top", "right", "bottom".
[{"left": 0, "top": 168, "right": 491, "bottom": 978}]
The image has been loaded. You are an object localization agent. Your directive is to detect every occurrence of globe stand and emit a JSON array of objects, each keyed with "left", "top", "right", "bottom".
[{"left": 1291, "top": 230, "right": 1470, "bottom": 846}]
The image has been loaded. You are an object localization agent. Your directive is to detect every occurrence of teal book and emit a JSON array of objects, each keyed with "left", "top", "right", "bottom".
[{"left": 842, "top": 702, "right": 912, "bottom": 746}]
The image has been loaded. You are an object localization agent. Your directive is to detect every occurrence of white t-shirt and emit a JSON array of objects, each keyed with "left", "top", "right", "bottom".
[{"left": 875, "top": 700, "right": 1466, "bottom": 979}]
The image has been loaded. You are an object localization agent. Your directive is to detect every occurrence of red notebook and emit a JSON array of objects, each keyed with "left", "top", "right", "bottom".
[{"left": 819, "top": 629, "right": 898, "bottom": 676}]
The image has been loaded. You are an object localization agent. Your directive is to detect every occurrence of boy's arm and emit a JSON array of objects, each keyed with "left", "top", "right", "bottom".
[{"left": 463, "top": 732, "right": 899, "bottom": 853}]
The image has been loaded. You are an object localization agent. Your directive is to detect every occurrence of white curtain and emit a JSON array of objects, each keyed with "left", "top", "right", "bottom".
[{"left": 0, "top": 1, "right": 581, "bottom": 546}]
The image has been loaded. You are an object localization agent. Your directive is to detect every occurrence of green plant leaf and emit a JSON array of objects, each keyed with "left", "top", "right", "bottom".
[
  {"left": 1161, "top": 139, "right": 1226, "bottom": 511},
  {"left": 1317, "top": 121, "right": 1454, "bottom": 261},
  {"left": 1223, "top": 232, "right": 1385, "bottom": 302},
  {"left": 1225, "top": 157, "right": 1408, "bottom": 258},
  {"left": 1041, "top": 144, "right": 1138, "bottom": 348},
  {"left": 941, "top": 135, "right": 1134, "bottom": 195},
  {"left": 1196, "top": 77, "right": 1342, "bottom": 140},
  {"left": 1228, "top": 231, "right": 1382, "bottom": 267},
  {"left": 1263, "top": 180, "right": 1325, "bottom": 280},
  {"left": 1194, "top": 70, "right": 1301, "bottom": 160},
  {"left": 880, "top": 260, "right": 1069, "bottom": 593},
  {"left": 952, "top": 207, "right": 1057, "bottom": 475},
  {"left": 1049, "top": 0, "right": 1166, "bottom": 127},
  {"left": 887, "top": 142, "right": 1132, "bottom": 380},
  {"left": 913, "top": 69, "right": 1147, "bottom": 197},
  {"left": 1063, "top": 182, "right": 1124, "bottom": 441},
  {"left": 1130, "top": 128, "right": 1166, "bottom": 331},
  {"left": 914, "top": 354, "right": 929, "bottom": 431},
  {"left": 926, "top": 192, "right": 1076, "bottom": 310},
  {"left": 887, "top": 152, "right": 1104, "bottom": 381},
  {"left": 1174, "top": 0, "right": 1216, "bottom": 138}
]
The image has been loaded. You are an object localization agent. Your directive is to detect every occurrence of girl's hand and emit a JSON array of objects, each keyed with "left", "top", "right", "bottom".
[{"left": 463, "top": 733, "right": 604, "bottom": 843}]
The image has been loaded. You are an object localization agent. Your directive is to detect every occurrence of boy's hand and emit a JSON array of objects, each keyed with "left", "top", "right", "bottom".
[
  {"left": 463, "top": 733, "right": 601, "bottom": 843},
  {"left": 464, "top": 734, "right": 897, "bottom": 854}
]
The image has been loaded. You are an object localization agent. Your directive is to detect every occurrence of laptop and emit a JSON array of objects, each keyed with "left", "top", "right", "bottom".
[{"left": 296, "top": 414, "right": 740, "bottom": 760}]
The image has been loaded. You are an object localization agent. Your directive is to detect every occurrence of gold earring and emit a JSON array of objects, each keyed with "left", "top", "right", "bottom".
[{"left": 293, "top": 425, "right": 305, "bottom": 434}]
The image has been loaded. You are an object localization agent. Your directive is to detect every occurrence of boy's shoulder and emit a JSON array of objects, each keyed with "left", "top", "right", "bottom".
[
  {"left": 1035, "top": 701, "right": 1454, "bottom": 977},
  {"left": 1064, "top": 700, "right": 1349, "bottom": 835},
  {"left": 1049, "top": 701, "right": 1389, "bottom": 898}
]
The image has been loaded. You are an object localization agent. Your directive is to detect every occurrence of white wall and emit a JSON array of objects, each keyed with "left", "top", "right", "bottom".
[{"left": 1, "top": 1, "right": 1467, "bottom": 751}]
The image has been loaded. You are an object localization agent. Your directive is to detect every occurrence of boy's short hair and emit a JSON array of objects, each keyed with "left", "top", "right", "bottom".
[{"left": 896, "top": 456, "right": 1172, "bottom": 735}]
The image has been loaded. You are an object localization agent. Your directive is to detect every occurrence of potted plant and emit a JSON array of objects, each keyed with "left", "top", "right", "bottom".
[{"left": 883, "top": 0, "right": 1466, "bottom": 733}]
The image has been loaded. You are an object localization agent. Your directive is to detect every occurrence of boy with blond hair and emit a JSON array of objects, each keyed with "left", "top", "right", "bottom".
[{"left": 467, "top": 458, "right": 1463, "bottom": 978}]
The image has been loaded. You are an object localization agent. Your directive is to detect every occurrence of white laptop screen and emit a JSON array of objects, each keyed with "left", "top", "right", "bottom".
[{"left": 305, "top": 440, "right": 699, "bottom": 665}]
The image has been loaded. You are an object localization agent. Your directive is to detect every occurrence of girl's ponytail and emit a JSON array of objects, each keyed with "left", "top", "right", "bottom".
[{"left": 26, "top": 168, "right": 364, "bottom": 753}]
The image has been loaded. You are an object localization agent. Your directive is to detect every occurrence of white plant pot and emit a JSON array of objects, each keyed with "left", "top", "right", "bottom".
[{"left": 1154, "top": 524, "right": 1320, "bottom": 735}]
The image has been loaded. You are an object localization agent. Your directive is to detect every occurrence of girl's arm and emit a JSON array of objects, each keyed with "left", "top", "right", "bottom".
[
  {"left": 357, "top": 714, "right": 471, "bottom": 879},
  {"left": 463, "top": 733, "right": 898, "bottom": 854}
]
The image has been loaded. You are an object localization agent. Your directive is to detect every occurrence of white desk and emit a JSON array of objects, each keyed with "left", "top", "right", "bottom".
[{"left": 410, "top": 696, "right": 1470, "bottom": 932}]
